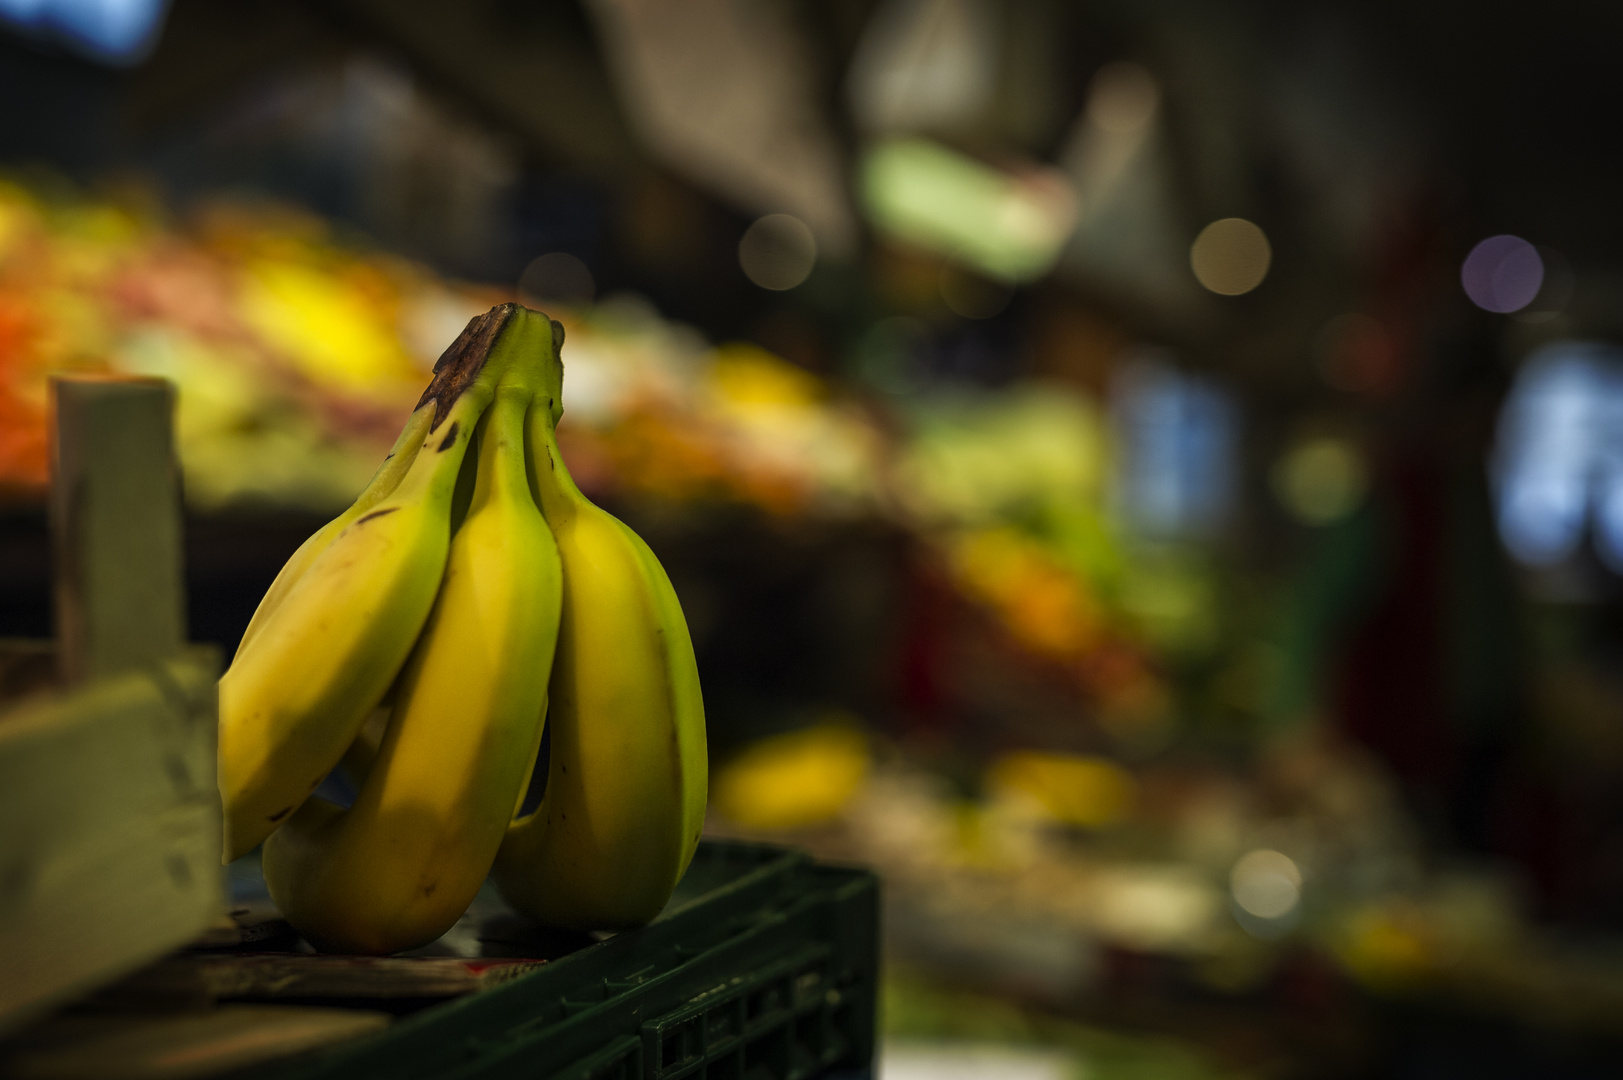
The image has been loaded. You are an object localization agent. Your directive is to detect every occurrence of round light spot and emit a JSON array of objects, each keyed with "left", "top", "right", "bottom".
[
  {"left": 1272, "top": 437, "right": 1367, "bottom": 525},
  {"left": 1230, "top": 849, "right": 1301, "bottom": 920},
  {"left": 1190, "top": 218, "right": 1271, "bottom": 296},
  {"left": 1462, "top": 235, "right": 1543, "bottom": 313},
  {"left": 1087, "top": 61, "right": 1159, "bottom": 134},
  {"left": 739, "top": 213, "right": 817, "bottom": 291},
  {"left": 518, "top": 252, "right": 594, "bottom": 308},
  {"left": 939, "top": 264, "right": 1013, "bottom": 319}
]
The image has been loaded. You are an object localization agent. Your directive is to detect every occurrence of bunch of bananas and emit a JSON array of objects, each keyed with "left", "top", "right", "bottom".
[{"left": 216, "top": 304, "right": 707, "bottom": 955}]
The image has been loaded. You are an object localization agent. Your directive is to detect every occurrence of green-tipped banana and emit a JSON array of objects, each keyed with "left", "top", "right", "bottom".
[
  {"left": 217, "top": 306, "right": 521, "bottom": 862},
  {"left": 263, "top": 370, "right": 562, "bottom": 954},
  {"left": 493, "top": 317, "right": 708, "bottom": 930}
]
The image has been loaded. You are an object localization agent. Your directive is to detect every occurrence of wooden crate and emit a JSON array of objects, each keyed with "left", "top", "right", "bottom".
[
  {"left": 0, "top": 378, "right": 224, "bottom": 1035},
  {"left": 0, "top": 648, "right": 221, "bottom": 1033}
]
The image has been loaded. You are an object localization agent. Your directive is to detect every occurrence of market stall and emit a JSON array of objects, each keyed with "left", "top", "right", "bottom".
[{"left": 4, "top": 2, "right": 1623, "bottom": 1077}]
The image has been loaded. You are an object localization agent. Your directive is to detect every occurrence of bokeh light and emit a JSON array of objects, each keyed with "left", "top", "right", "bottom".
[
  {"left": 1272, "top": 436, "right": 1367, "bottom": 525},
  {"left": 1190, "top": 218, "right": 1271, "bottom": 296},
  {"left": 1493, "top": 343, "right": 1623, "bottom": 568},
  {"left": 1112, "top": 355, "right": 1238, "bottom": 537},
  {"left": 0, "top": 0, "right": 168, "bottom": 64},
  {"left": 739, "top": 213, "right": 817, "bottom": 291},
  {"left": 1461, "top": 235, "right": 1543, "bottom": 313},
  {"left": 860, "top": 138, "right": 1076, "bottom": 283},
  {"left": 517, "top": 252, "right": 594, "bottom": 309},
  {"left": 1600, "top": 476, "right": 1623, "bottom": 575},
  {"left": 1231, "top": 849, "right": 1301, "bottom": 920}
]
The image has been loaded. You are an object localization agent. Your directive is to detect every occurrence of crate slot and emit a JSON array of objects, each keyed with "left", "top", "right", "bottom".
[
  {"left": 659, "top": 1016, "right": 702, "bottom": 1070},
  {"left": 704, "top": 999, "right": 742, "bottom": 1046}
]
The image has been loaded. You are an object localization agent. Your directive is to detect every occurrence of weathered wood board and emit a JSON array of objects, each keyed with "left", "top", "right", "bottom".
[
  {"left": 0, "top": 1003, "right": 390, "bottom": 1080},
  {"left": 0, "top": 651, "right": 222, "bottom": 1034},
  {"left": 1, "top": 376, "right": 224, "bottom": 1035},
  {"left": 50, "top": 377, "right": 187, "bottom": 686}
]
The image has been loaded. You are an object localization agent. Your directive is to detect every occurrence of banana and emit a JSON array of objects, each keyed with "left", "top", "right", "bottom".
[
  {"left": 493, "top": 319, "right": 708, "bottom": 931},
  {"left": 262, "top": 362, "right": 562, "bottom": 954},
  {"left": 218, "top": 305, "right": 519, "bottom": 862},
  {"left": 234, "top": 307, "right": 516, "bottom": 659},
  {"left": 233, "top": 405, "right": 433, "bottom": 660}
]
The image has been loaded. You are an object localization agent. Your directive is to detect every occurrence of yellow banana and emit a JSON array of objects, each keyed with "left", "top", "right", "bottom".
[
  {"left": 233, "top": 309, "right": 514, "bottom": 659},
  {"left": 233, "top": 405, "right": 433, "bottom": 660},
  {"left": 493, "top": 319, "right": 708, "bottom": 931},
  {"left": 263, "top": 363, "right": 562, "bottom": 954},
  {"left": 218, "top": 305, "right": 518, "bottom": 862}
]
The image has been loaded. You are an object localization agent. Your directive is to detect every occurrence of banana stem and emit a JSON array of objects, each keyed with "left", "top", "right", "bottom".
[
  {"left": 357, "top": 404, "right": 436, "bottom": 510},
  {"left": 416, "top": 305, "right": 519, "bottom": 431},
  {"left": 477, "top": 303, "right": 574, "bottom": 525},
  {"left": 385, "top": 384, "right": 493, "bottom": 512},
  {"left": 473, "top": 387, "right": 533, "bottom": 510},
  {"left": 527, "top": 413, "right": 585, "bottom": 529}
]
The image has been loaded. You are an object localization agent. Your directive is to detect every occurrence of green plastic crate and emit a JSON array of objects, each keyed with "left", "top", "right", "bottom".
[{"left": 238, "top": 842, "right": 877, "bottom": 1080}]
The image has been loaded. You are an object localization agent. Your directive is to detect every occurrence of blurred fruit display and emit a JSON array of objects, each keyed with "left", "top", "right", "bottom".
[
  {"left": 0, "top": 177, "right": 498, "bottom": 507},
  {"left": 0, "top": 175, "right": 1185, "bottom": 728}
]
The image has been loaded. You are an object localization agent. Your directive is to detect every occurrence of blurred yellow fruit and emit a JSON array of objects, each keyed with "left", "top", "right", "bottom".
[
  {"left": 709, "top": 343, "right": 823, "bottom": 410},
  {"left": 713, "top": 723, "right": 870, "bottom": 830},
  {"left": 986, "top": 750, "right": 1135, "bottom": 829},
  {"left": 240, "top": 258, "right": 414, "bottom": 390},
  {"left": 1336, "top": 905, "right": 1433, "bottom": 990}
]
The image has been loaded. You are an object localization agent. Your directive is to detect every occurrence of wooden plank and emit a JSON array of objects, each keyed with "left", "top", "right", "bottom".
[
  {"left": 94, "top": 954, "right": 547, "bottom": 1005},
  {"left": 0, "top": 1004, "right": 391, "bottom": 1080},
  {"left": 50, "top": 377, "right": 186, "bottom": 686},
  {"left": 0, "top": 652, "right": 221, "bottom": 1035}
]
